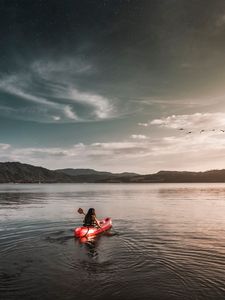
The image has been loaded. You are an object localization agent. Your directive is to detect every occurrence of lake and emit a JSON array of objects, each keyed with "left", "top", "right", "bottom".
[{"left": 1, "top": 183, "right": 225, "bottom": 300}]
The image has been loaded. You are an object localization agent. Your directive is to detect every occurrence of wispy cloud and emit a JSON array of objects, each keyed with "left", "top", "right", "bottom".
[
  {"left": 0, "top": 74, "right": 77, "bottom": 122},
  {"left": 32, "top": 58, "right": 115, "bottom": 120},
  {"left": 0, "top": 58, "right": 116, "bottom": 123},
  {"left": 32, "top": 59, "right": 93, "bottom": 77},
  {"left": 0, "top": 75, "right": 54, "bottom": 106},
  {"left": 132, "top": 97, "right": 201, "bottom": 108},
  {"left": 69, "top": 88, "right": 114, "bottom": 119}
]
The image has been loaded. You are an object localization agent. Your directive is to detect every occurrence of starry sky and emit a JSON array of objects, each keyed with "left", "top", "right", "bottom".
[{"left": 1, "top": 0, "right": 225, "bottom": 173}]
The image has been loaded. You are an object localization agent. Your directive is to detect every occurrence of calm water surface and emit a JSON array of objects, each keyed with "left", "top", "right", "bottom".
[{"left": 1, "top": 183, "right": 225, "bottom": 300}]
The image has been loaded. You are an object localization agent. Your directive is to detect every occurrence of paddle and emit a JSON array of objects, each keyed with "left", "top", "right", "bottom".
[{"left": 77, "top": 207, "right": 86, "bottom": 215}]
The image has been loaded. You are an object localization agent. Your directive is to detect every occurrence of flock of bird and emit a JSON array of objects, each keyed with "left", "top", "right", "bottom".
[{"left": 178, "top": 128, "right": 225, "bottom": 134}]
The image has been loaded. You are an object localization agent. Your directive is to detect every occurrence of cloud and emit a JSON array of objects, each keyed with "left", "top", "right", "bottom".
[
  {"left": 69, "top": 88, "right": 114, "bottom": 119},
  {"left": 0, "top": 58, "right": 116, "bottom": 123},
  {"left": 138, "top": 122, "right": 149, "bottom": 127},
  {"left": 52, "top": 116, "right": 61, "bottom": 121},
  {"left": 32, "top": 59, "right": 92, "bottom": 76},
  {"left": 32, "top": 58, "right": 115, "bottom": 120},
  {"left": 0, "top": 75, "right": 54, "bottom": 106},
  {"left": 0, "top": 142, "right": 151, "bottom": 166},
  {"left": 2, "top": 132, "right": 225, "bottom": 172},
  {"left": 150, "top": 113, "right": 225, "bottom": 130},
  {"left": 2, "top": 112, "right": 225, "bottom": 172},
  {"left": 63, "top": 105, "right": 78, "bottom": 120},
  {"left": 131, "top": 134, "right": 148, "bottom": 140},
  {"left": 132, "top": 97, "right": 203, "bottom": 108},
  {"left": 0, "top": 143, "right": 10, "bottom": 150}
]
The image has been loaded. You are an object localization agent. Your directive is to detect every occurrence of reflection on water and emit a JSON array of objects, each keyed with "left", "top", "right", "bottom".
[
  {"left": 81, "top": 237, "right": 99, "bottom": 259},
  {"left": 1, "top": 183, "right": 225, "bottom": 299},
  {"left": 78, "top": 231, "right": 117, "bottom": 260}
]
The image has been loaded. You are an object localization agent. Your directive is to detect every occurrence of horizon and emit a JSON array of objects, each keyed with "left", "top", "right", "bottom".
[
  {"left": 1, "top": 160, "right": 225, "bottom": 176},
  {"left": 1, "top": 1, "right": 225, "bottom": 173}
]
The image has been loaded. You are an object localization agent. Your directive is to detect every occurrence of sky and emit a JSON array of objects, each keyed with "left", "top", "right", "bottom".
[{"left": 1, "top": 0, "right": 225, "bottom": 173}]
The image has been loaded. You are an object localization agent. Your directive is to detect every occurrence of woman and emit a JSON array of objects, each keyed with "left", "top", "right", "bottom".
[{"left": 83, "top": 208, "right": 101, "bottom": 228}]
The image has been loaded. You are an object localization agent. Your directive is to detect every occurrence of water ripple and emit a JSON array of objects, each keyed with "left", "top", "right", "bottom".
[{"left": 1, "top": 183, "right": 225, "bottom": 300}]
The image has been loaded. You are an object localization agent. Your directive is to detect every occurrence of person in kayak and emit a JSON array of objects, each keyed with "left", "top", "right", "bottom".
[{"left": 83, "top": 208, "right": 101, "bottom": 228}]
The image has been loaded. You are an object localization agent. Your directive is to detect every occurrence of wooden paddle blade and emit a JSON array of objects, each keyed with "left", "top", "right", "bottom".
[{"left": 78, "top": 208, "right": 84, "bottom": 214}]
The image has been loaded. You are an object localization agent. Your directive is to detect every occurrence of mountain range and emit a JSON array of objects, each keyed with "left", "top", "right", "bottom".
[{"left": 1, "top": 161, "right": 225, "bottom": 183}]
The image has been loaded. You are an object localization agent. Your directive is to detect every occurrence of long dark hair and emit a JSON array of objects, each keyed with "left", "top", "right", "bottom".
[
  {"left": 87, "top": 208, "right": 95, "bottom": 217},
  {"left": 84, "top": 208, "right": 96, "bottom": 226}
]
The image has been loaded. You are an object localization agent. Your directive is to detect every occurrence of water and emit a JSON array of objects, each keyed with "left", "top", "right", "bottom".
[{"left": 1, "top": 183, "right": 225, "bottom": 300}]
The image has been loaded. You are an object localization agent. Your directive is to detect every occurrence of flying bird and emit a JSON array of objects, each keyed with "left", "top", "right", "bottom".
[
  {"left": 187, "top": 131, "right": 192, "bottom": 134},
  {"left": 178, "top": 128, "right": 184, "bottom": 130},
  {"left": 200, "top": 130, "right": 205, "bottom": 133},
  {"left": 220, "top": 130, "right": 225, "bottom": 132}
]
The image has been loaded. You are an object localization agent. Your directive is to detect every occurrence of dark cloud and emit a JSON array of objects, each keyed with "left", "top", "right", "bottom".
[{"left": 1, "top": 0, "right": 225, "bottom": 94}]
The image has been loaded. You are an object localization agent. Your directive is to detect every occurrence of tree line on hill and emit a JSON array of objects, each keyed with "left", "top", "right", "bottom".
[{"left": 0, "top": 162, "right": 225, "bottom": 183}]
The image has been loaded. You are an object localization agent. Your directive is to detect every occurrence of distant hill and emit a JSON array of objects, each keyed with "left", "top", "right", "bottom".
[
  {"left": 56, "top": 168, "right": 138, "bottom": 183},
  {"left": 99, "top": 170, "right": 225, "bottom": 183},
  {"left": 0, "top": 162, "right": 138, "bottom": 183},
  {"left": 1, "top": 162, "right": 225, "bottom": 183},
  {"left": 0, "top": 162, "right": 74, "bottom": 183},
  {"left": 55, "top": 168, "right": 112, "bottom": 176}
]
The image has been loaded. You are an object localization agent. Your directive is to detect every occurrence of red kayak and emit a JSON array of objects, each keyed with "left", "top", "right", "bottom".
[{"left": 74, "top": 217, "right": 112, "bottom": 238}]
